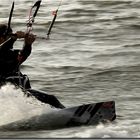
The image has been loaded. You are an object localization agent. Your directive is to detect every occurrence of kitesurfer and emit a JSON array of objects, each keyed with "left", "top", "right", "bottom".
[
  {"left": 0, "top": 24, "right": 34, "bottom": 88},
  {"left": 0, "top": 24, "right": 65, "bottom": 109}
]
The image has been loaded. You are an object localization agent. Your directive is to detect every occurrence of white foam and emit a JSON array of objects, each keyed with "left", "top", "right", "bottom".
[
  {"left": 46, "top": 121, "right": 140, "bottom": 138},
  {"left": 71, "top": 121, "right": 140, "bottom": 138},
  {"left": 0, "top": 83, "right": 52, "bottom": 126}
]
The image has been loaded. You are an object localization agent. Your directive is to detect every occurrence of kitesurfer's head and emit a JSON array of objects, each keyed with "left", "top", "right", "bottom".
[
  {"left": 0, "top": 24, "right": 12, "bottom": 44},
  {"left": 0, "top": 24, "right": 12, "bottom": 36}
]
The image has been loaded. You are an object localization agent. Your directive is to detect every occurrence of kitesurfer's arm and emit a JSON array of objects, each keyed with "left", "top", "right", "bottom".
[
  {"left": 0, "top": 31, "right": 24, "bottom": 51},
  {"left": 17, "top": 33, "right": 36, "bottom": 64}
]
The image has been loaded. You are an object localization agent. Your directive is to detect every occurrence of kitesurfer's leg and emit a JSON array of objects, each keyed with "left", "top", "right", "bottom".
[
  {"left": 5, "top": 74, "right": 65, "bottom": 109},
  {"left": 27, "top": 89, "right": 65, "bottom": 109}
]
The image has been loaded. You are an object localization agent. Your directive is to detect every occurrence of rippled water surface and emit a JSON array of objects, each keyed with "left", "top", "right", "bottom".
[{"left": 0, "top": 0, "right": 140, "bottom": 138}]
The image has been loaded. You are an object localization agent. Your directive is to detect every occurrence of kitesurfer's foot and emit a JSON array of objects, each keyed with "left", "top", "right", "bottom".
[{"left": 58, "top": 103, "right": 65, "bottom": 109}]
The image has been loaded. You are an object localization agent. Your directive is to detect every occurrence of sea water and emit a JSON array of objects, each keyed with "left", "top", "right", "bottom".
[{"left": 0, "top": 0, "right": 140, "bottom": 138}]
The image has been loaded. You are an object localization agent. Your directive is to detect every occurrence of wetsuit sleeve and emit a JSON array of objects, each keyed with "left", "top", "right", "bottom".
[
  {"left": 0, "top": 37, "right": 16, "bottom": 51},
  {"left": 17, "top": 43, "right": 32, "bottom": 64}
]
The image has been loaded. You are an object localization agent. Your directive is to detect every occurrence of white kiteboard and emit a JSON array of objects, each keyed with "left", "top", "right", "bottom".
[{"left": 0, "top": 101, "right": 116, "bottom": 130}]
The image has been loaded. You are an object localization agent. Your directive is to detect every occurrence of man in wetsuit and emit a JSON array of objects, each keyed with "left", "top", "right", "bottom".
[
  {"left": 0, "top": 24, "right": 34, "bottom": 88},
  {"left": 0, "top": 24, "right": 65, "bottom": 109}
]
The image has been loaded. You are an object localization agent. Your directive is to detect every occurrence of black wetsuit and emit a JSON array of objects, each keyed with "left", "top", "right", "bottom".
[
  {"left": 0, "top": 37, "right": 31, "bottom": 73},
  {"left": 0, "top": 37, "right": 31, "bottom": 88},
  {"left": 0, "top": 37, "right": 65, "bottom": 109}
]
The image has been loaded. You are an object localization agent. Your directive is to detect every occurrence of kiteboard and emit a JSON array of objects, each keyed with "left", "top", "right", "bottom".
[{"left": 0, "top": 100, "right": 116, "bottom": 130}]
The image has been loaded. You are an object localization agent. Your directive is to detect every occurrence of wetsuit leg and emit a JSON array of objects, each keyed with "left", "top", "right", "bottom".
[{"left": 27, "top": 89, "right": 65, "bottom": 109}]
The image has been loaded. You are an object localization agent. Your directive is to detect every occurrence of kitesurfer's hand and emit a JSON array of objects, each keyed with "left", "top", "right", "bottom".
[
  {"left": 11, "top": 31, "right": 26, "bottom": 40},
  {"left": 24, "top": 33, "right": 36, "bottom": 45},
  {"left": 15, "top": 31, "right": 26, "bottom": 39}
]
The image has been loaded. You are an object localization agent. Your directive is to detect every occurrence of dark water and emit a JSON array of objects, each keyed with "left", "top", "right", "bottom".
[{"left": 0, "top": 0, "right": 140, "bottom": 138}]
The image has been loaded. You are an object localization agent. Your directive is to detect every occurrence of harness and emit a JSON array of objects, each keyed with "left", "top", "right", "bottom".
[{"left": 3, "top": 70, "right": 31, "bottom": 89}]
